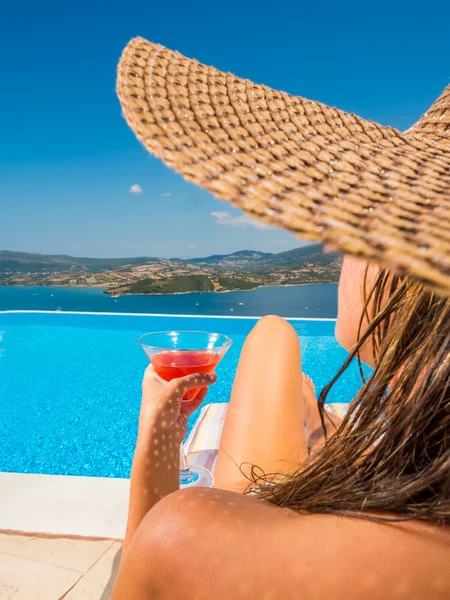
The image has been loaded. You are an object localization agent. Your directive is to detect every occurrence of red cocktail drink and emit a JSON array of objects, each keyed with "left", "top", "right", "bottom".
[{"left": 151, "top": 350, "right": 221, "bottom": 401}]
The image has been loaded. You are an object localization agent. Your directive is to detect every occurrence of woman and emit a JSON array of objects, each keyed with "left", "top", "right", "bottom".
[{"left": 112, "top": 39, "right": 450, "bottom": 598}]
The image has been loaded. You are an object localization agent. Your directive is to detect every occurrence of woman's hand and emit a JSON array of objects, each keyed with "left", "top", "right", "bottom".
[{"left": 138, "top": 365, "right": 217, "bottom": 446}]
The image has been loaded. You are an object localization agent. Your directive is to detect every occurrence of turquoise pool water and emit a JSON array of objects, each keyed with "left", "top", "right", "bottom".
[{"left": 0, "top": 312, "right": 366, "bottom": 478}]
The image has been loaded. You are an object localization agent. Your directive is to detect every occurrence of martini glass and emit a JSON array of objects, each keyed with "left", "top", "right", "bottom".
[{"left": 138, "top": 331, "right": 232, "bottom": 487}]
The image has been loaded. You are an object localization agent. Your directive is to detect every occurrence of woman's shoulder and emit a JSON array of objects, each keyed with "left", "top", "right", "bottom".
[{"left": 141, "top": 487, "right": 450, "bottom": 599}]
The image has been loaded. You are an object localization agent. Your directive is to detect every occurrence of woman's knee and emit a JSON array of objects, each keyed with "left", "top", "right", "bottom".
[{"left": 249, "top": 315, "right": 298, "bottom": 341}]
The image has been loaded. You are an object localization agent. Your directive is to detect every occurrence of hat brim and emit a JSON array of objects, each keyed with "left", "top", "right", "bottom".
[{"left": 117, "top": 37, "right": 450, "bottom": 296}]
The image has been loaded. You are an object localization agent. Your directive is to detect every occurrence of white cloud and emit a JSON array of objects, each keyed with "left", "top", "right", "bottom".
[
  {"left": 188, "top": 244, "right": 198, "bottom": 248},
  {"left": 210, "top": 211, "right": 268, "bottom": 230},
  {"left": 210, "top": 211, "right": 229, "bottom": 220},
  {"left": 129, "top": 184, "right": 142, "bottom": 194},
  {"left": 160, "top": 192, "right": 171, "bottom": 197}
]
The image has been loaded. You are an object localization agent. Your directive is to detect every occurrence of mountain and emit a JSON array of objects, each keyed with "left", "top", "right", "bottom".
[
  {"left": 189, "top": 250, "right": 273, "bottom": 267},
  {"left": 188, "top": 245, "right": 341, "bottom": 272},
  {"left": 248, "top": 244, "right": 341, "bottom": 270},
  {"left": 0, "top": 246, "right": 332, "bottom": 274}
]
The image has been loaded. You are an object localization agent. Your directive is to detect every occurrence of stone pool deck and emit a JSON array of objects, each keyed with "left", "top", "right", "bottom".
[{"left": 0, "top": 533, "right": 121, "bottom": 599}]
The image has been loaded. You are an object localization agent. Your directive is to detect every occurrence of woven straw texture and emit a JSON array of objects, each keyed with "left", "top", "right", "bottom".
[{"left": 117, "top": 37, "right": 450, "bottom": 296}]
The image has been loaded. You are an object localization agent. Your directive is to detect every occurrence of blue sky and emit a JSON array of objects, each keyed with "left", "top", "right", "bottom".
[{"left": 1, "top": 0, "right": 449, "bottom": 258}]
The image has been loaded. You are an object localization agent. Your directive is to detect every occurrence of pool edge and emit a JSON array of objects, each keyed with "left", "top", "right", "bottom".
[
  {"left": 0, "top": 472, "right": 128, "bottom": 539},
  {"left": 0, "top": 310, "right": 336, "bottom": 321}
]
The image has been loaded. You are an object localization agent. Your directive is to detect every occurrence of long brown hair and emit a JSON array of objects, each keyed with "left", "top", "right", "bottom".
[{"left": 256, "top": 269, "right": 450, "bottom": 524}]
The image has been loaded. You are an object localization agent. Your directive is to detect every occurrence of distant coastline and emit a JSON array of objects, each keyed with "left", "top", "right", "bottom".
[
  {"left": 103, "top": 280, "right": 338, "bottom": 297},
  {"left": 0, "top": 245, "right": 342, "bottom": 296},
  {"left": 1, "top": 280, "right": 338, "bottom": 296},
  {"left": 0, "top": 279, "right": 339, "bottom": 296}
]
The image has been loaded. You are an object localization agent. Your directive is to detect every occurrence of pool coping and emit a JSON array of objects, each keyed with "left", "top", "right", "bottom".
[
  {"left": 0, "top": 472, "right": 128, "bottom": 540},
  {"left": 0, "top": 310, "right": 336, "bottom": 321}
]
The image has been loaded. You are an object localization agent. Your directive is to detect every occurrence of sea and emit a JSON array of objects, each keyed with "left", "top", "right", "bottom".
[{"left": 0, "top": 284, "right": 338, "bottom": 318}]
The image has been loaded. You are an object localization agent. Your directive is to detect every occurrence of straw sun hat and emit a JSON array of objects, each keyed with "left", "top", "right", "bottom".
[{"left": 117, "top": 37, "right": 450, "bottom": 296}]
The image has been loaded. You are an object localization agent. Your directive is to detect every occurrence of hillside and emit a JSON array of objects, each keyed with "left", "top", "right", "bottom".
[
  {"left": 0, "top": 250, "right": 169, "bottom": 273},
  {"left": 125, "top": 275, "right": 215, "bottom": 295},
  {"left": 248, "top": 245, "right": 340, "bottom": 270},
  {"left": 190, "top": 250, "right": 273, "bottom": 268},
  {"left": 0, "top": 245, "right": 342, "bottom": 293}
]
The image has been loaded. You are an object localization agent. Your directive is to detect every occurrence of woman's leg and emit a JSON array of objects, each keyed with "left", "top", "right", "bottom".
[
  {"left": 302, "top": 375, "right": 342, "bottom": 455},
  {"left": 214, "top": 315, "right": 309, "bottom": 492}
]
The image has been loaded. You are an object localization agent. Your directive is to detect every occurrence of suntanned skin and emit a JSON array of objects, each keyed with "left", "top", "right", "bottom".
[{"left": 111, "top": 257, "right": 450, "bottom": 600}]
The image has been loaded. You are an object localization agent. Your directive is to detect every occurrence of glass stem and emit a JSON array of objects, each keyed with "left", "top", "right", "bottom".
[{"left": 179, "top": 444, "right": 193, "bottom": 483}]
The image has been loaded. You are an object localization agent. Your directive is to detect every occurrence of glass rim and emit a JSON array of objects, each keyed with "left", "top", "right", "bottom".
[{"left": 137, "top": 330, "right": 233, "bottom": 352}]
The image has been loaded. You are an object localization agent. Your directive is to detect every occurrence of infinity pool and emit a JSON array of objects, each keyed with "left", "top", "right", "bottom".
[{"left": 0, "top": 312, "right": 368, "bottom": 478}]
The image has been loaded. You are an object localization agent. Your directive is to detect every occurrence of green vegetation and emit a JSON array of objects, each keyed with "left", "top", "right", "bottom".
[
  {"left": 123, "top": 275, "right": 215, "bottom": 295},
  {"left": 216, "top": 276, "right": 260, "bottom": 291}
]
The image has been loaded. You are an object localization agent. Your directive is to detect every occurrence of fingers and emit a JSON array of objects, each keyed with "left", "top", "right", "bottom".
[
  {"left": 142, "top": 366, "right": 216, "bottom": 412},
  {"left": 142, "top": 364, "right": 165, "bottom": 389},
  {"left": 179, "top": 387, "right": 208, "bottom": 416},
  {"left": 196, "top": 387, "right": 209, "bottom": 402},
  {"left": 144, "top": 363, "right": 155, "bottom": 377},
  {"left": 169, "top": 372, "right": 216, "bottom": 398},
  {"left": 143, "top": 364, "right": 156, "bottom": 379}
]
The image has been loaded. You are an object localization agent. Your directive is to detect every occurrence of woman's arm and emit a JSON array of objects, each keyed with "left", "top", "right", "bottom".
[
  {"left": 123, "top": 428, "right": 179, "bottom": 557},
  {"left": 121, "top": 366, "right": 215, "bottom": 558}
]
